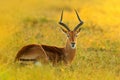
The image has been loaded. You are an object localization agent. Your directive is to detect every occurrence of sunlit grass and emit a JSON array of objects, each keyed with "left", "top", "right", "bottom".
[{"left": 0, "top": 0, "right": 120, "bottom": 80}]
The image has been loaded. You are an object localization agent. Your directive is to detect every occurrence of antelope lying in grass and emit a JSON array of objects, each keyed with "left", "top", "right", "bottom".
[{"left": 15, "top": 10, "right": 84, "bottom": 66}]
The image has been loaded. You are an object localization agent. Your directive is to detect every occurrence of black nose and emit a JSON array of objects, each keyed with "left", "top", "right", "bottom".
[
  {"left": 71, "top": 43, "right": 75, "bottom": 45},
  {"left": 71, "top": 43, "right": 75, "bottom": 47}
]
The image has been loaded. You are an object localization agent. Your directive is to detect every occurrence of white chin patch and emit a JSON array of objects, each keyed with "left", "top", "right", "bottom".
[{"left": 71, "top": 44, "right": 76, "bottom": 49}]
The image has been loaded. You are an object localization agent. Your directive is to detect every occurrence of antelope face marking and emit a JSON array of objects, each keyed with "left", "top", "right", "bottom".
[
  {"left": 59, "top": 10, "right": 83, "bottom": 49},
  {"left": 67, "top": 31, "right": 77, "bottom": 49},
  {"left": 61, "top": 28, "right": 81, "bottom": 49},
  {"left": 71, "top": 42, "right": 76, "bottom": 49}
]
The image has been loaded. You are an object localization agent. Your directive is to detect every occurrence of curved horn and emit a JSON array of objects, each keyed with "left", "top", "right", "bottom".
[
  {"left": 59, "top": 10, "right": 70, "bottom": 31},
  {"left": 74, "top": 10, "right": 83, "bottom": 31}
]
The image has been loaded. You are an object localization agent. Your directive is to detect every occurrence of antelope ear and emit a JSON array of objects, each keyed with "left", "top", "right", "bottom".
[
  {"left": 60, "top": 27, "right": 67, "bottom": 34},
  {"left": 76, "top": 28, "right": 81, "bottom": 35}
]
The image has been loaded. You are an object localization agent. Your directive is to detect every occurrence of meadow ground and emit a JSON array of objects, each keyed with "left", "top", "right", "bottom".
[{"left": 0, "top": 0, "right": 120, "bottom": 80}]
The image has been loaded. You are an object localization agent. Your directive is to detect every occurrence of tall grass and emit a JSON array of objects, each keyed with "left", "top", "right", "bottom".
[{"left": 0, "top": 0, "right": 120, "bottom": 80}]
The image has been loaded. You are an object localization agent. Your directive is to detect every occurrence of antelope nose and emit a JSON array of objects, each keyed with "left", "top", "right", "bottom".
[
  {"left": 71, "top": 42, "right": 75, "bottom": 47},
  {"left": 71, "top": 42, "right": 75, "bottom": 45},
  {"left": 71, "top": 42, "right": 76, "bottom": 49}
]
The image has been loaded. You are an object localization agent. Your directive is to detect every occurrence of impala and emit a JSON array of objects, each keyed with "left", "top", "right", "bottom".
[{"left": 15, "top": 10, "right": 84, "bottom": 66}]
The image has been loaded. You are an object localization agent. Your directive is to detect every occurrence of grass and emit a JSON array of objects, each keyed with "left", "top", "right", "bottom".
[{"left": 0, "top": 0, "right": 120, "bottom": 80}]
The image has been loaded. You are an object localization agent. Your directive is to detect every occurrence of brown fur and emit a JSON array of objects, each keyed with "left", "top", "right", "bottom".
[
  {"left": 15, "top": 40, "right": 76, "bottom": 65},
  {"left": 15, "top": 44, "right": 70, "bottom": 65},
  {"left": 41, "top": 45, "right": 65, "bottom": 65},
  {"left": 14, "top": 10, "right": 83, "bottom": 66},
  {"left": 15, "top": 44, "right": 48, "bottom": 64}
]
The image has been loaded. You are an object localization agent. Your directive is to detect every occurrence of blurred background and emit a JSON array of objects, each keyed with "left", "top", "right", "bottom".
[{"left": 0, "top": 0, "right": 120, "bottom": 80}]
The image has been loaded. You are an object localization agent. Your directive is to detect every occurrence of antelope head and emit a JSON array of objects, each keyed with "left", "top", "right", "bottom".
[{"left": 59, "top": 10, "right": 83, "bottom": 49}]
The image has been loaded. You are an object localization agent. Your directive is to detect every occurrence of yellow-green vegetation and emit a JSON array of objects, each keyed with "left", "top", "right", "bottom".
[{"left": 0, "top": 0, "right": 120, "bottom": 80}]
